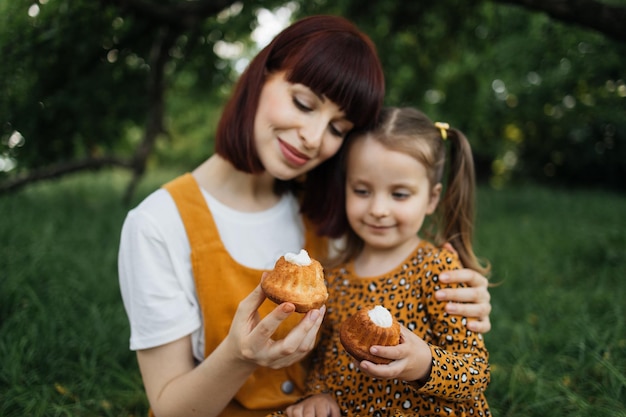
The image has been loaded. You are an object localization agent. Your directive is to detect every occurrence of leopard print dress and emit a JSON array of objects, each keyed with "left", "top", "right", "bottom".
[{"left": 268, "top": 240, "right": 491, "bottom": 417}]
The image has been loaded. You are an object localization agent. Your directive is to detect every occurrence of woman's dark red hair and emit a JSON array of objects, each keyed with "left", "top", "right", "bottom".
[{"left": 215, "top": 14, "right": 385, "bottom": 175}]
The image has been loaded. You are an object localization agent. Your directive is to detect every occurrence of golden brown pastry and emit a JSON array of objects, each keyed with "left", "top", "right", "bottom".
[
  {"left": 340, "top": 305, "right": 401, "bottom": 364},
  {"left": 261, "top": 249, "right": 328, "bottom": 313}
]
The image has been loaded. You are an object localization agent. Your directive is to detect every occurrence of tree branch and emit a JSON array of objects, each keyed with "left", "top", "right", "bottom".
[
  {"left": 122, "top": 25, "right": 180, "bottom": 204},
  {"left": 494, "top": 0, "right": 626, "bottom": 43},
  {"left": 0, "top": 157, "right": 133, "bottom": 194}
]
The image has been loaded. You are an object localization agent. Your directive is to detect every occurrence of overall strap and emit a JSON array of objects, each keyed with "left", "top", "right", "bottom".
[
  {"left": 163, "top": 173, "right": 307, "bottom": 414},
  {"left": 163, "top": 172, "right": 215, "bottom": 264}
]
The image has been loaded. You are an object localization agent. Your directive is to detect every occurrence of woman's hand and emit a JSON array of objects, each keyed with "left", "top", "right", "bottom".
[
  {"left": 226, "top": 283, "right": 326, "bottom": 369},
  {"left": 137, "top": 283, "right": 325, "bottom": 417},
  {"left": 435, "top": 242, "right": 492, "bottom": 333},
  {"left": 284, "top": 394, "right": 341, "bottom": 417},
  {"left": 435, "top": 268, "right": 492, "bottom": 333}
]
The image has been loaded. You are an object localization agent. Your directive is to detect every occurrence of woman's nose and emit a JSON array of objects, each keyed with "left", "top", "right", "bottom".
[{"left": 299, "top": 118, "right": 326, "bottom": 150}]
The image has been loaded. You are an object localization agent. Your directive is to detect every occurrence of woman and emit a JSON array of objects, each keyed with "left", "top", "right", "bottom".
[{"left": 118, "top": 15, "right": 491, "bottom": 417}]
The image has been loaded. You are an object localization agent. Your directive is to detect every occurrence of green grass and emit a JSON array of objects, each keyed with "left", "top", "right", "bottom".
[
  {"left": 477, "top": 185, "right": 626, "bottom": 416},
  {"left": 1, "top": 170, "right": 625, "bottom": 417},
  {"left": 0, "top": 170, "right": 174, "bottom": 417}
]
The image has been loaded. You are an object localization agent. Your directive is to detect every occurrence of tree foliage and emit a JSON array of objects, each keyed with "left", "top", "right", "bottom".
[
  {"left": 2, "top": 2, "right": 133, "bottom": 162},
  {"left": 1, "top": 0, "right": 625, "bottom": 196},
  {"left": 296, "top": 0, "right": 626, "bottom": 188}
]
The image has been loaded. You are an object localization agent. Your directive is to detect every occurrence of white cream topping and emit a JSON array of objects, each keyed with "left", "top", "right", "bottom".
[
  {"left": 284, "top": 249, "right": 312, "bottom": 266},
  {"left": 368, "top": 305, "right": 393, "bottom": 328}
]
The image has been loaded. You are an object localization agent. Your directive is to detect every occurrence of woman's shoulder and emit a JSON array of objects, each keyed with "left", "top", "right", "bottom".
[
  {"left": 123, "top": 188, "right": 183, "bottom": 240},
  {"left": 133, "top": 187, "right": 175, "bottom": 213}
]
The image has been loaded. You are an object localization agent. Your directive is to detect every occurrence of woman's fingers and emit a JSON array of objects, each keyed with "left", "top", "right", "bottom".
[
  {"left": 436, "top": 286, "right": 491, "bottom": 304},
  {"left": 436, "top": 268, "right": 493, "bottom": 333},
  {"left": 438, "top": 299, "right": 492, "bottom": 334},
  {"left": 251, "top": 301, "right": 297, "bottom": 341},
  {"left": 467, "top": 316, "right": 492, "bottom": 333},
  {"left": 265, "top": 306, "right": 325, "bottom": 361},
  {"left": 442, "top": 242, "right": 457, "bottom": 254},
  {"left": 445, "top": 298, "right": 492, "bottom": 318},
  {"left": 285, "top": 393, "right": 341, "bottom": 417},
  {"left": 288, "top": 305, "right": 326, "bottom": 350},
  {"left": 232, "top": 280, "right": 326, "bottom": 368},
  {"left": 440, "top": 269, "right": 490, "bottom": 293},
  {"left": 229, "top": 284, "right": 266, "bottom": 343},
  {"left": 244, "top": 303, "right": 324, "bottom": 368},
  {"left": 437, "top": 269, "right": 490, "bottom": 304},
  {"left": 236, "top": 284, "right": 267, "bottom": 321}
]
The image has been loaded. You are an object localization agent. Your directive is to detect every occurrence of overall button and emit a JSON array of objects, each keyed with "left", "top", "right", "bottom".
[{"left": 281, "top": 380, "right": 294, "bottom": 394}]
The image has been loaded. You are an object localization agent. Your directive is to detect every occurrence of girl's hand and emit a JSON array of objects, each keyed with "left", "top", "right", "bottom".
[
  {"left": 357, "top": 327, "right": 432, "bottom": 383},
  {"left": 284, "top": 393, "right": 341, "bottom": 417},
  {"left": 226, "top": 283, "right": 326, "bottom": 369}
]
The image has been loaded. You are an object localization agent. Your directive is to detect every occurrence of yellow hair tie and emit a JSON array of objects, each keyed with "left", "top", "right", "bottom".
[{"left": 434, "top": 122, "right": 450, "bottom": 140}]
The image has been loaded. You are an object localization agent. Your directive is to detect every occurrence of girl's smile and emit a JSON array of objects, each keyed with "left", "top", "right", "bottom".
[{"left": 362, "top": 222, "right": 395, "bottom": 232}]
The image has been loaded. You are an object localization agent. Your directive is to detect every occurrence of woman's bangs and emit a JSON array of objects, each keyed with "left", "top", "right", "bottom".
[{"left": 286, "top": 37, "right": 382, "bottom": 129}]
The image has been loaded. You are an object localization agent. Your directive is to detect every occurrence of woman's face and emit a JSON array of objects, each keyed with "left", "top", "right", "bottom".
[{"left": 254, "top": 71, "right": 354, "bottom": 180}]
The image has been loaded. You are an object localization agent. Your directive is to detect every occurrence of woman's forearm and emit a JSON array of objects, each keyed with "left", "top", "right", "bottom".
[{"left": 138, "top": 336, "right": 257, "bottom": 417}]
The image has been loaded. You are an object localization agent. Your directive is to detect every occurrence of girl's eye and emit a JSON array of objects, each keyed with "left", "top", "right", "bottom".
[
  {"left": 392, "top": 192, "right": 410, "bottom": 200},
  {"left": 353, "top": 188, "right": 369, "bottom": 196}
]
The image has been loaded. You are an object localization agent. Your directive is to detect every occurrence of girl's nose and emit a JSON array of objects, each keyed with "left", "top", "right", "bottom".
[{"left": 370, "top": 196, "right": 390, "bottom": 218}]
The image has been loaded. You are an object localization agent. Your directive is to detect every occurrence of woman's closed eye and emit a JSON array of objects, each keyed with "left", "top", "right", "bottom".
[
  {"left": 329, "top": 123, "right": 347, "bottom": 138},
  {"left": 293, "top": 97, "right": 312, "bottom": 112}
]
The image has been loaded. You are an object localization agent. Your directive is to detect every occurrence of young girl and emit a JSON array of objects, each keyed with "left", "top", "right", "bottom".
[
  {"left": 118, "top": 15, "right": 492, "bottom": 417},
  {"left": 280, "top": 107, "right": 491, "bottom": 417}
]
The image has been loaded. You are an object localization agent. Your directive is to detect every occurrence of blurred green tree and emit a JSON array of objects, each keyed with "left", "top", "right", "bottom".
[
  {"left": 1, "top": 0, "right": 624, "bottom": 198},
  {"left": 297, "top": 0, "right": 626, "bottom": 189}
]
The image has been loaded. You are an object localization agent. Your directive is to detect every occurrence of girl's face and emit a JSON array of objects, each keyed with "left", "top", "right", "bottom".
[
  {"left": 254, "top": 71, "right": 354, "bottom": 180},
  {"left": 345, "top": 136, "right": 441, "bottom": 253}
]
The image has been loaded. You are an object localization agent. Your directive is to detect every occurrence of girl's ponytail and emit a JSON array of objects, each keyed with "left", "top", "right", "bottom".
[{"left": 438, "top": 127, "right": 490, "bottom": 276}]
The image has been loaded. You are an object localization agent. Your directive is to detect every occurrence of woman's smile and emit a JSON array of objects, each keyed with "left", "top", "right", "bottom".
[
  {"left": 278, "top": 139, "right": 311, "bottom": 167},
  {"left": 253, "top": 72, "right": 350, "bottom": 180}
]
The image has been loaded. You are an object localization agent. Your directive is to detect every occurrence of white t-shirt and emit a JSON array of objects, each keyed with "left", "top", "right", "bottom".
[{"left": 118, "top": 187, "right": 305, "bottom": 361}]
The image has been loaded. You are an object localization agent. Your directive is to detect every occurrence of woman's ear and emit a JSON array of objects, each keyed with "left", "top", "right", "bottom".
[{"left": 426, "top": 183, "right": 442, "bottom": 215}]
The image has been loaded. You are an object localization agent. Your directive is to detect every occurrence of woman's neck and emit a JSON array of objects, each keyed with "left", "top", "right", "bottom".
[{"left": 192, "top": 155, "right": 280, "bottom": 212}]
